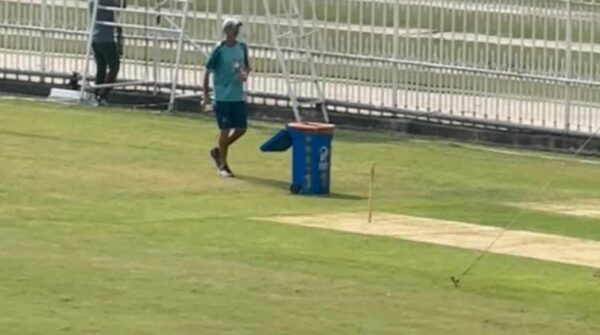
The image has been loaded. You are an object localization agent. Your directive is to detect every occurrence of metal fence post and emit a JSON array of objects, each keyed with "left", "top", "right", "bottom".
[
  {"left": 80, "top": 0, "right": 100, "bottom": 102},
  {"left": 216, "top": 0, "right": 223, "bottom": 40},
  {"left": 40, "top": 0, "right": 47, "bottom": 78},
  {"left": 242, "top": 0, "right": 249, "bottom": 33},
  {"left": 392, "top": 0, "right": 400, "bottom": 108},
  {"left": 565, "top": 0, "right": 573, "bottom": 132}
]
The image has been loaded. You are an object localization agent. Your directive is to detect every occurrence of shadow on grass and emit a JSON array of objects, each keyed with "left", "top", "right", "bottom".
[
  {"left": 238, "top": 175, "right": 289, "bottom": 190},
  {"left": 238, "top": 175, "right": 366, "bottom": 201}
]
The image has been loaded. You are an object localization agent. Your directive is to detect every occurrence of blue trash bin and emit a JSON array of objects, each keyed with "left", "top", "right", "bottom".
[{"left": 261, "top": 122, "right": 335, "bottom": 195}]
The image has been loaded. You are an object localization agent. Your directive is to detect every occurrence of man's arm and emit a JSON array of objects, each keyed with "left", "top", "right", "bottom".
[
  {"left": 203, "top": 45, "right": 221, "bottom": 111},
  {"left": 202, "top": 71, "right": 211, "bottom": 111},
  {"left": 242, "top": 42, "right": 251, "bottom": 73}
]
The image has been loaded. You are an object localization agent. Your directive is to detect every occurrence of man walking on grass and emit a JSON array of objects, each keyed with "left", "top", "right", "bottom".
[{"left": 203, "top": 18, "right": 250, "bottom": 178}]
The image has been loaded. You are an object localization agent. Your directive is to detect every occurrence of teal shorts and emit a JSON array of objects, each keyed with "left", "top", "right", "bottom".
[{"left": 214, "top": 101, "right": 247, "bottom": 130}]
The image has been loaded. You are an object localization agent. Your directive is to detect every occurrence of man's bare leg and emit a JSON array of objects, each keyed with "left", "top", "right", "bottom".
[
  {"left": 218, "top": 129, "right": 230, "bottom": 171},
  {"left": 212, "top": 129, "right": 246, "bottom": 177},
  {"left": 227, "top": 128, "right": 247, "bottom": 146}
]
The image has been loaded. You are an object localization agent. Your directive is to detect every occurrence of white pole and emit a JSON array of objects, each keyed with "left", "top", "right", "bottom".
[
  {"left": 262, "top": 0, "right": 302, "bottom": 122},
  {"left": 367, "top": 161, "right": 376, "bottom": 224},
  {"left": 242, "top": 0, "right": 249, "bottom": 38},
  {"left": 40, "top": 0, "right": 47, "bottom": 75},
  {"left": 392, "top": 0, "right": 399, "bottom": 108},
  {"left": 153, "top": 1, "right": 161, "bottom": 95},
  {"left": 168, "top": 0, "right": 191, "bottom": 112},
  {"left": 80, "top": 0, "right": 99, "bottom": 102},
  {"left": 216, "top": 0, "right": 223, "bottom": 40},
  {"left": 565, "top": 0, "right": 573, "bottom": 132}
]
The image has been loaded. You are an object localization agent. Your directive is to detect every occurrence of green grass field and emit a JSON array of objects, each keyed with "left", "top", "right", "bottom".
[{"left": 2, "top": 99, "right": 600, "bottom": 334}]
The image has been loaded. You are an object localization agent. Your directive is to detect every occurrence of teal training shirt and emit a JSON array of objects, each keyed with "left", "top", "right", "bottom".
[{"left": 206, "top": 41, "right": 249, "bottom": 102}]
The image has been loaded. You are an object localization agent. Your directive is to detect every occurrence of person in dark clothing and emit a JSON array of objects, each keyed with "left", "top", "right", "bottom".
[{"left": 89, "top": 0, "right": 121, "bottom": 105}]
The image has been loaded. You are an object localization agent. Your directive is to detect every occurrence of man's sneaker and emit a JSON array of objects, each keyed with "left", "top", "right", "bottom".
[
  {"left": 223, "top": 164, "right": 235, "bottom": 178},
  {"left": 217, "top": 167, "right": 234, "bottom": 178},
  {"left": 209, "top": 147, "right": 221, "bottom": 168}
]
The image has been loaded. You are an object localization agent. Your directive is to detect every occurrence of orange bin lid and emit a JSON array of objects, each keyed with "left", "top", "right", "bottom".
[{"left": 287, "top": 122, "right": 336, "bottom": 134}]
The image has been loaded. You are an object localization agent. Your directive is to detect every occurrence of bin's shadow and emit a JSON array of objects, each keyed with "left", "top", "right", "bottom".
[{"left": 238, "top": 175, "right": 366, "bottom": 201}]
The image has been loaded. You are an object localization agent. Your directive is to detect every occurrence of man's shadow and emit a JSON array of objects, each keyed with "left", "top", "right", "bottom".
[{"left": 237, "top": 175, "right": 366, "bottom": 200}]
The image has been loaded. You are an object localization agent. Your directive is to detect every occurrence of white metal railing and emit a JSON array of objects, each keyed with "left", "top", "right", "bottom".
[{"left": 1, "top": 0, "right": 600, "bottom": 134}]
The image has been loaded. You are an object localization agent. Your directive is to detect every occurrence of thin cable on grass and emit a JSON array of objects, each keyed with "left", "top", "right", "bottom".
[{"left": 451, "top": 126, "right": 600, "bottom": 288}]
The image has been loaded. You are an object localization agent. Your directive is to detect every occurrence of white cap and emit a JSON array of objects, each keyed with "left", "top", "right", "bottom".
[{"left": 222, "top": 18, "right": 243, "bottom": 32}]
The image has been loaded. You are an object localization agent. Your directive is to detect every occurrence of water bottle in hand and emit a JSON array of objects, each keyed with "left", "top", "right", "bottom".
[{"left": 234, "top": 62, "right": 248, "bottom": 82}]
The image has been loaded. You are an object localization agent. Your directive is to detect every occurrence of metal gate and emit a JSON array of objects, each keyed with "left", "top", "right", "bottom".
[{"left": 2, "top": 0, "right": 600, "bottom": 134}]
